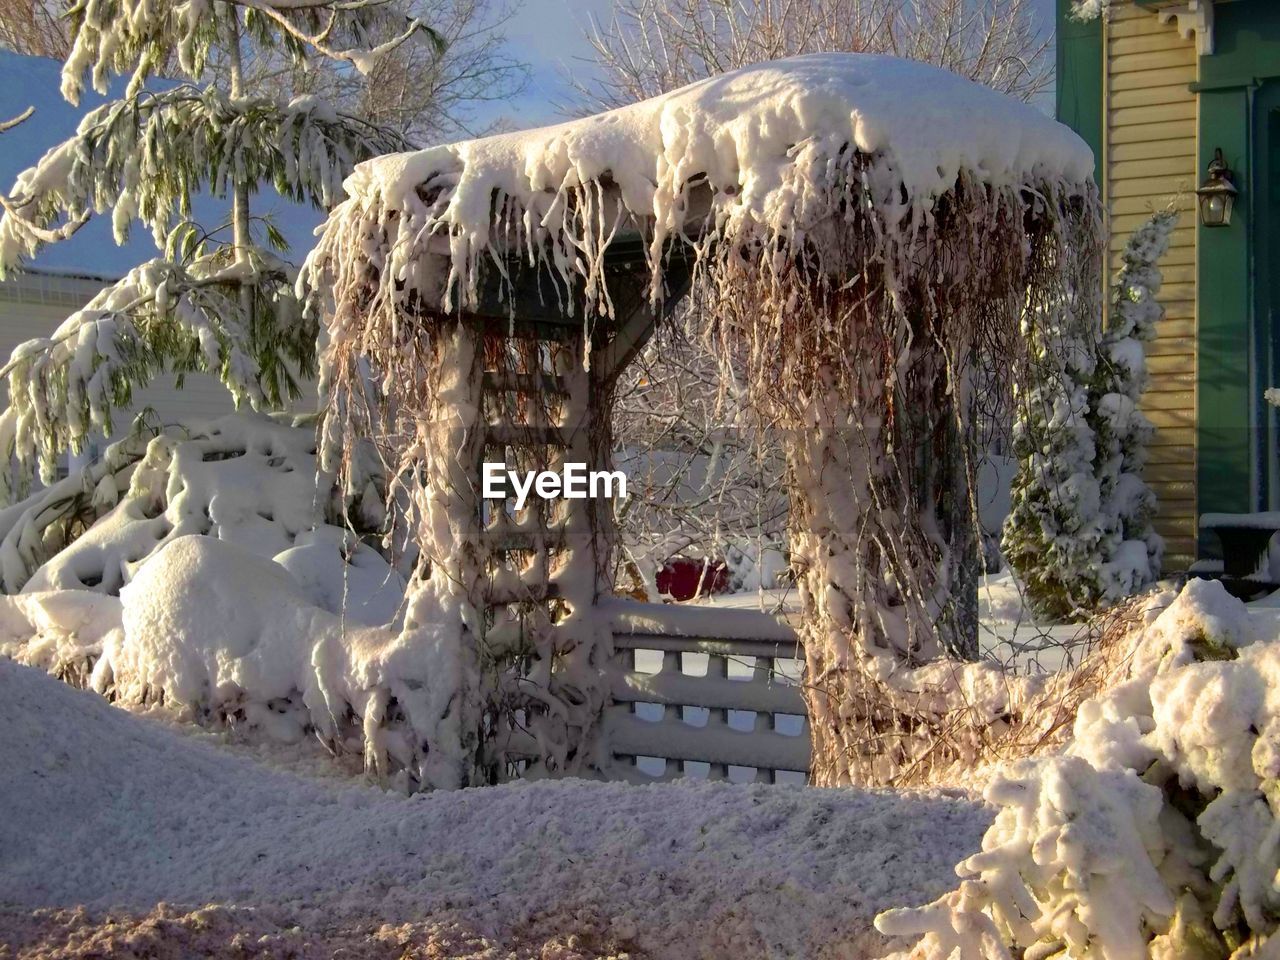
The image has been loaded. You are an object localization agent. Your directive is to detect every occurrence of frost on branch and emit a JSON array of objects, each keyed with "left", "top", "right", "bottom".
[
  {"left": 59, "top": 0, "right": 438, "bottom": 106},
  {"left": 0, "top": 86, "right": 407, "bottom": 273},
  {"left": 301, "top": 52, "right": 1101, "bottom": 787},
  {"left": 878, "top": 579, "right": 1280, "bottom": 960}
]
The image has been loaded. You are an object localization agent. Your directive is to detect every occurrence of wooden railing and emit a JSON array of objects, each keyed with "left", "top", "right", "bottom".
[{"left": 602, "top": 601, "right": 809, "bottom": 783}]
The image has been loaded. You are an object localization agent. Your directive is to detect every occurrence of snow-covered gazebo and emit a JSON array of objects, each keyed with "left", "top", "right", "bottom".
[{"left": 302, "top": 53, "right": 1101, "bottom": 789}]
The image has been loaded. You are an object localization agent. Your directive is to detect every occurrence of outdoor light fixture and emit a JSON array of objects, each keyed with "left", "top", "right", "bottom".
[{"left": 1196, "top": 148, "right": 1238, "bottom": 227}]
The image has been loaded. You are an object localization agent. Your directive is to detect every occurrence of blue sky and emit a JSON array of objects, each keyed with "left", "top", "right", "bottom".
[{"left": 482, "top": 0, "right": 1058, "bottom": 129}]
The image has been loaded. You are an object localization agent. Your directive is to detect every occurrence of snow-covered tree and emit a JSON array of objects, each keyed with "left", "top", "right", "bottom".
[
  {"left": 1001, "top": 289, "right": 1105, "bottom": 621},
  {"left": 0, "top": 0, "right": 441, "bottom": 501},
  {"left": 1003, "top": 210, "right": 1175, "bottom": 621},
  {"left": 1091, "top": 209, "right": 1178, "bottom": 596}
]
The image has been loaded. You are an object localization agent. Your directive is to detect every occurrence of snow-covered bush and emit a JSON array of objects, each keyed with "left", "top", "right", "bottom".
[
  {"left": 1091, "top": 210, "right": 1177, "bottom": 597},
  {"left": 0, "top": 413, "right": 398, "bottom": 608},
  {"left": 1002, "top": 292, "right": 1105, "bottom": 621},
  {"left": 1003, "top": 210, "right": 1175, "bottom": 621},
  {"left": 878, "top": 578, "right": 1280, "bottom": 959},
  {"left": 1, "top": 535, "right": 463, "bottom": 792}
]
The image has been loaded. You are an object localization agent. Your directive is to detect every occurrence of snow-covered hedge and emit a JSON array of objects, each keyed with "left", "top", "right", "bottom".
[{"left": 878, "top": 579, "right": 1280, "bottom": 959}]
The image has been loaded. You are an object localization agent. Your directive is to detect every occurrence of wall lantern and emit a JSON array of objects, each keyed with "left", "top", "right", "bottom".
[{"left": 1196, "top": 148, "right": 1238, "bottom": 227}]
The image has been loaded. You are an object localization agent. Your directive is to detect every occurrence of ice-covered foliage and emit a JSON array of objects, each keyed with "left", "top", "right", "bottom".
[
  {"left": 59, "top": 0, "right": 437, "bottom": 105},
  {"left": 0, "top": 86, "right": 404, "bottom": 273},
  {"left": 878, "top": 578, "right": 1280, "bottom": 959},
  {"left": 0, "top": 0, "right": 433, "bottom": 505},
  {"left": 1003, "top": 210, "right": 1175, "bottom": 621},
  {"left": 303, "top": 52, "right": 1101, "bottom": 788}
]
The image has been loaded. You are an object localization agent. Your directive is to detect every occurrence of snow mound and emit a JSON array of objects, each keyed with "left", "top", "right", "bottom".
[
  {"left": 275, "top": 526, "right": 406, "bottom": 628},
  {"left": 305, "top": 52, "right": 1094, "bottom": 314},
  {"left": 79, "top": 535, "right": 463, "bottom": 791},
  {"left": 0, "top": 655, "right": 991, "bottom": 956},
  {"left": 17, "top": 414, "right": 331, "bottom": 594}
]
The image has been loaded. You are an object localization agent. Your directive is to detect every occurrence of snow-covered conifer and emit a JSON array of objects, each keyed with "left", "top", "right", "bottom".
[
  {"left": 1001, "top": 290, "right": 1105, "bottom": 621},
  {"left": 1003, "top": 209, "right": 1175, "bottom": 620},
  {"left": 1090, "top": 208, "right": 1178, "bottom": 598},
  {"left": 0, "top": 0, "right": 437, "bottom": 500}
]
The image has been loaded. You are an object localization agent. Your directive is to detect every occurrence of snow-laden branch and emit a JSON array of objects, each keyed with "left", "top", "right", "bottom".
[
  {"left": 60, "top": 0, "right": 442, "bottom": 105},
  {"left": 0, "top": 84, "right": 410, "bottom": 277},
  {"left": 0, "top": 255, "right": 313, "bottom": 500}
]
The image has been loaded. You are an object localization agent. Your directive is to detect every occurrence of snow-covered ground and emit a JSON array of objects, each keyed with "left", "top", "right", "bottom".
[{"left": 0, "top": 656, "right": 989, "bottom": 958}]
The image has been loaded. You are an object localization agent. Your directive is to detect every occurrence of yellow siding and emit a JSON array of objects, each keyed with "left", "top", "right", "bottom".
[{"left": 1104, "top": 2, "right": 1199, "bottom": 570}]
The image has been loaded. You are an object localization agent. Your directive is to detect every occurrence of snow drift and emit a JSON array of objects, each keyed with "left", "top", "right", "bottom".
[{"left": 0, "top": 654, "right": 990, "bottom": 957}]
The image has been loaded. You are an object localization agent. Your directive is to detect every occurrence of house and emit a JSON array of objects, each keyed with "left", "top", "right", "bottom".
[
  {"left": 1056, "top": 0, "right": 1280, "bottom": 570},
  {"left": 0, "top": 51, "right": 320, "bottom": 472}
]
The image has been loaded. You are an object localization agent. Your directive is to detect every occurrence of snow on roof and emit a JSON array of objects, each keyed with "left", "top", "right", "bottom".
[
  {"left": 0, "top": 655, "right": 990, "bottom": 953},
  {"left": 0, "top": 51, "right": 321, "bottom": 280},
  {"left": 352, "top": 52, "right": 1092, "bottom": 215},
  {"left": 313, "top": 53, "right": 1095, "bottom": 314}
]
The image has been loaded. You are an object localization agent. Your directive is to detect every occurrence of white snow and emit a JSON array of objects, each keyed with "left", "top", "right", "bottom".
[
  {"left": 1201, "top": 511, "right": 1280, "bottom": 531},
  {"left": 0, "top": 654, "right": 989, "bottom": 956},
  {"left": 306, "top": 52, "right": 1094, "bottom": 315},
  {"left": 878, "top": 577, "right": 1280, "bottom": 959}
]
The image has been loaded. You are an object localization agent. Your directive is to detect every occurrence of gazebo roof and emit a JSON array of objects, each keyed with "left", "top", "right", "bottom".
[{"left": 307, "top": 53, "right": 1095, "bottom": 326}]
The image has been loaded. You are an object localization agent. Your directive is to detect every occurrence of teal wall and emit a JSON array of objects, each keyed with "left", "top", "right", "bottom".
[
  {"left": 1193, "top": 0, "right": 1280, "bottom": 530},
  {"left": 1056, "top": 0, "right": 1104, "bottom": 189}
]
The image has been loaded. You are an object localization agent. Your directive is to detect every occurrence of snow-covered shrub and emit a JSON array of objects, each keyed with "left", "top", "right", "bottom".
[
  {"left": 0, "top": 534, "right": 461, "bottom": 792},
  {"left": 0, "top": 413, "right": 398, "bottom": 612},
  {"left": 1003, "top": 210, "right": 1175, "bottom": 621},
  {"left": 0, "top": 589, "right": 123, "bottom": 686},
  {"left": 878, "top": 578, "right": 1280, "bottom": 959},
  {"left": 104, "top": 535, "right": 463, "bottom": 790}
]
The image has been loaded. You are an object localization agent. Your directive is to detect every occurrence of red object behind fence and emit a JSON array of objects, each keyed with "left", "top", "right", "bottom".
[{"left": 656, "top": 558, "right": 729, "bottom": 601}]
